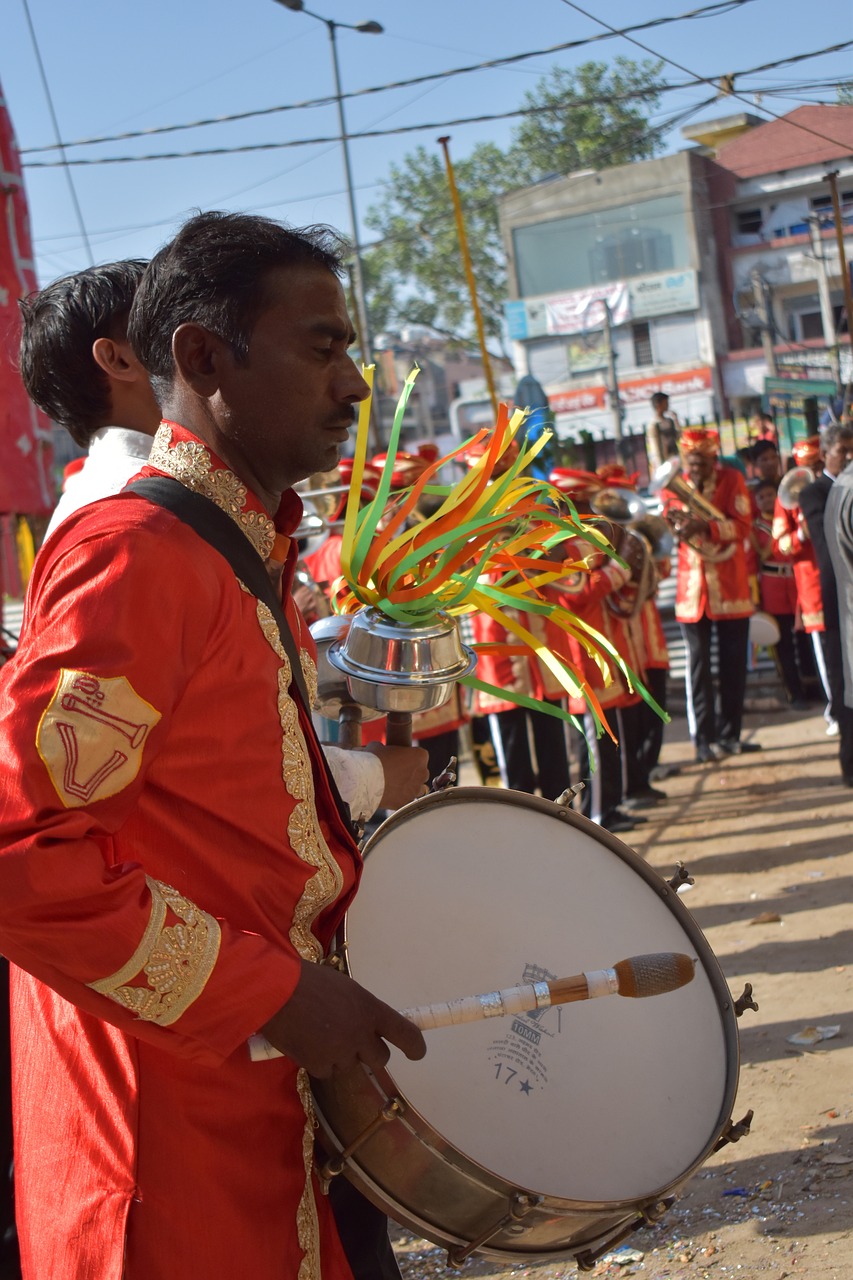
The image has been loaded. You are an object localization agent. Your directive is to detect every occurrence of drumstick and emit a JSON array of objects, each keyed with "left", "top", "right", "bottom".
[{"left": 399, "top": 952, "right": 696, "bottom": 1031}]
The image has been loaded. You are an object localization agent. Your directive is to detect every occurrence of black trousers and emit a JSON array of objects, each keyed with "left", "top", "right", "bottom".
[
  {"left": 682, "top": 616, "right": 750, "bottom": 747},
  {"left": 817, "top": 628, "right": 853, "bottom": 779},
  {"left": 570, "top": 713, "right": 623, "bottom": 824},
  {"left": 415, "top": 729, "right": 460, "bottom": 786},
  {"left": 623, "top": 672, "right": 667, "bottom": 794},
  {"left": 488, "top": 702, "right": 570, "bottom": 799},
  {"left": 770, "top": 613, "right": 805, "bottom": 702},
  {"left": 328, "top": 1175, "right": 401, "bottom": 1280}
]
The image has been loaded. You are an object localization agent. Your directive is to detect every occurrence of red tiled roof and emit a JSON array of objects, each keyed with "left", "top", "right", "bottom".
[{"left": 715, "top": 105, "right": 853, "bottom": 178}]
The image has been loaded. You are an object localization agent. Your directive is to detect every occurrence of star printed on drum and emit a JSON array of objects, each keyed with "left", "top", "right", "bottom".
[{"left": 519, "top": 1079, "right": 533, "bottom": 1094}]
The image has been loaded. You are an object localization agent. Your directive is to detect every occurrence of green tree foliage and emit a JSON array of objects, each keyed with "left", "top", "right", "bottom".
[
  {"left": 363, "top": 59, "right": 666, "bottom": 345},
  {"left": 512, "top": 58, "right": 665, "bottom": 175},
  {"left": 364, "top": 142, "right": 516, "bottom": 349},
  {"left": 837, "top": 83, "right": 853, "bottom": 105}
]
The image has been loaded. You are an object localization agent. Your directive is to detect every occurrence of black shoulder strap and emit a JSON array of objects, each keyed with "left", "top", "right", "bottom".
[{"left": 126, "top": 476, "right": 359, "bottom": 835}]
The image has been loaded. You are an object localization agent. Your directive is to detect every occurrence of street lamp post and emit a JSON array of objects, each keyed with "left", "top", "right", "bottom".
[{"left": 273, "top": 1, "right": 380, "bottom": 390}]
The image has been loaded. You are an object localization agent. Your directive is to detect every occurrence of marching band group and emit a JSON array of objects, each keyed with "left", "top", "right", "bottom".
[{"left": 297, "top": 418, "right": 853, "bottom": 835}]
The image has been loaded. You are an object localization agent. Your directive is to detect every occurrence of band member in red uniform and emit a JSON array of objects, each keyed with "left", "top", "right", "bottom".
[
  {"left": 772, "top": 436, "right": 833, "bottom": 728},
  {"left": 0, "top": 211, "right": 429, "bottom": 1280},
  {"left": 543, "top": 470, "right": 645, "bottom": 834},
  {"left": 799, "top": 424, "right": 853, "bottom": 779},
  {"left": 752, "top": 479, "right": 810, "bottom": 708},
  {"left": 661, "top": 427, "right": 755, "bottom": 763}
]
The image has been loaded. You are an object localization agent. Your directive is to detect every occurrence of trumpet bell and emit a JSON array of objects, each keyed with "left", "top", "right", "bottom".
[
  {"left": 650, "top": 456, "right": 682, "bottom": 496},
  {"left": 777, "top": 467, "right": 814, "bottom": 511},
  {"left": 590, "top": 487, "right": 646, "bottom": 524}
]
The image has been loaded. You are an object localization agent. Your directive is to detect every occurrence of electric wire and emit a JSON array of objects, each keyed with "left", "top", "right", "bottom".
[
  {"left": 21, "top": 42, "right": 853, "bottom": 169},
  {"left": 18, "top": 0, "right": 94, "bottom": 262},
  {"left": 557, "top": 0, "right": 853, "bottom": 154},
  {"left": 18, "top": 0, "right": 761, "bottom": 154}
]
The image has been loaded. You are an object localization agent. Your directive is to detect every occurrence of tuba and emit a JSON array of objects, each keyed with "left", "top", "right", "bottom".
[
  {"left": 777, "top": 466, "right": 814, "bottom": 511},
  {"left": 651, "top": 458, "right": 735, "bottom": 564},
  {"left": 589, "top": 487, "right": 655, "bottom": 617}
]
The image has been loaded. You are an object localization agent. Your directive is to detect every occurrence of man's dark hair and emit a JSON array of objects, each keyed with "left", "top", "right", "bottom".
[
  {"left": 752, "top": 477, "right": 778, "bottom": 495},
  {"left": 128, "top": 211, "right": 348, "bottom": 397},
  {"left": 18, "top": 260, "right": 147, "bottom": 448},
  {"left": 651, "top": 392, "right": 669, "bottom": 410},
  {"left": 751, "top": 439, "right": 779, "bottom": 460}
]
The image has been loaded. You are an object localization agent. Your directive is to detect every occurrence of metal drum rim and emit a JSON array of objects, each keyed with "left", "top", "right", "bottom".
[{"left": 314, "top": 787, "right": 740, "bottom": 1223}]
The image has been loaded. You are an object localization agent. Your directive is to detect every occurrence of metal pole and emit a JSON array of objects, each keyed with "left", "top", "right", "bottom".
[
  {"left": 751, "top": 268, "right": 777, "bottom": 377},
  {"left": 808, "top": 215, "right": 841, "bottom": 391},
  {"left": 826, "top": 170, "right": 853, "bottom": 411},
  {"left": 602, "top": 300, "right": 625, "bottom": 460},
  {"left": 326, "top": 20, "right": 381, "bottom": 448},
  {"left": 437, "top": 136, "right": 499, "bottom": 418}
]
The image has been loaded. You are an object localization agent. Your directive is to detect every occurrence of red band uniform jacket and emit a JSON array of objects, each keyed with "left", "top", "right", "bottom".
[
  {"left": 0, "top": 423, "right": 361, "bottom": 1280},
  {"left": 771, "top": 497, "right": 824, "bottom": 632},
  {"left": 662, "top": 464, "right": 753, "bottom": 623}
]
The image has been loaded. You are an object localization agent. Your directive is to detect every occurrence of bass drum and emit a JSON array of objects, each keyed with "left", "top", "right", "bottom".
[{"left": 313, "top": 788, "right": 740, "bottom": 1267}]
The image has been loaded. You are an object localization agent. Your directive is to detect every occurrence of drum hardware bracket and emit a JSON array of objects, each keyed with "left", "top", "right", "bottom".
[
  {"left": 575, "top": 1197, "right": 676, "bottom": 1272},
  {"left": 318, "top": 1097, "right": 406, "bottom": 1192},
  {"left": 712, "top": 1109, "right": 755, "bottom": 1153},
  {"left": 733, "top": 982, "right": 759, "bottom": 1017},
  {"left": 668, "top": 861, "right": 695, "bottom": 892},
  {"left": 323, "top": 945, "right": 349, "bottom": 971},
  {"left": 446, "top": 1191, "right": 542, "bottom": 1268},
  {"left": 431, "top": 756, "right": 458, "bottom": 791},
  {"left": 554, "top": 782, "right": 585, "bottom": 807}
]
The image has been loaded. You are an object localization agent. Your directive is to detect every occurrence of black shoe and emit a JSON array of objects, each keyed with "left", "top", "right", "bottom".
[
  {"left": 601, "top": 811, "right": 636, "bottom": 834},
  {"left": 623, "top": 787, "right": 667, "bottom": 810},
  {"left": 649, "top": 763, "right": 681, "bottom": 781},
  {"left": 717, "top": 739, "right": 762, "bottom": 755},
  {"left": 612, "top": 807, "right": 648, "bottom": 825},
  {"left": 694, "top": 743, "right": 717, "bottom": 764}
]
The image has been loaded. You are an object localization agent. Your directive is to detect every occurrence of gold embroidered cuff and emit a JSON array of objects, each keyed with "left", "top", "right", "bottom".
[{"left": 88, "top": 875, "right": 221, "bottom": 1026}]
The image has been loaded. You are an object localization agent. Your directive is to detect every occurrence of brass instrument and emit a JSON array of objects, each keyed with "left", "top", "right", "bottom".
[
  {"left": 651, "top": 458, "right": 735, "bottom": 564},
  {"left": 777, "top": 466, "right": 814, "bottom": 512},
  {"left": 589, "top": 487, "right": 655, "bottom": 617}
]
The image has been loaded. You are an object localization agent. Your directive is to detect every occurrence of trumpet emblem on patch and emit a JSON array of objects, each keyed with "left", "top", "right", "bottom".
[{"left": 37, "top": 670, "right": 161, "bottom": 808}]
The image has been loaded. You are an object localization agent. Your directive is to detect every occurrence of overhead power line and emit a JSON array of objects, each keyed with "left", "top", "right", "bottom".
[
  {"left": 22, "top": 42, "right": 853, "bottom": 169},
  {"left": 19, "top": 0, "right": 93, "bottom": 262},
  {"left": 19, "top": 0, "right": 757, "bottom": 154},
  {"left": 558, "top": 0, "right": 853, "bottom": 155}
]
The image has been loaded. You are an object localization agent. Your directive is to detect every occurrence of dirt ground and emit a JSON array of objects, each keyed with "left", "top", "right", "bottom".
[{"left": 390, "top": 700, "right": 853, "bottom": 1280}]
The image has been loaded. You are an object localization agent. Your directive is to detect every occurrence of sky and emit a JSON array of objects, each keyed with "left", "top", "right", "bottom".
[{"left": 3, "top": 0, "right": 852, "bottom": 287}]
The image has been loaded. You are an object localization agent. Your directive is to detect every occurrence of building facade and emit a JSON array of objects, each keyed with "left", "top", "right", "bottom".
[{"left": 498, "top": 105, "right": 853, "bottom": 452}]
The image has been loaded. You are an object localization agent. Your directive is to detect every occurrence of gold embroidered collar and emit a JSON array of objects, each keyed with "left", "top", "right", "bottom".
[{"left": 149, "top": 422, "right": 277, "bottom": 560}]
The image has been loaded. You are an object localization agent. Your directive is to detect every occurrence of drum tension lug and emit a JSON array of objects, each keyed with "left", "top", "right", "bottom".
[
  {"left": 430, "top": 756, "right": 458, "bottom": 791},
  {"left": 554, "top": 782, "right": 585, "bottom": 807},
  {"left": 733, "top": 983, "right": 759, "bottom": 1017},
  {"left": 446, "top": 1192, "right": 542, "bottom": 1268},
  {"left": 318, "top": 1097, "right": 405, "bottom": 1193},
  {"left": 712, "top": 1109, "right": 754, "bottom": 1153},
  {"left": 323, "top": 945, "right": 349, "bottom": 971},
  {"left": 575, "top": 1198, "right": 676, "bottom": 1272},
  {"left": 668, "top": 861, "right": 695, "bottom": 892}
]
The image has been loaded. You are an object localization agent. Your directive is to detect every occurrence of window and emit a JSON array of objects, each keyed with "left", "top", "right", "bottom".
[
  {"left": 736, "top": 208, "right": 763, "bottom": 236},
  {"left": 800, "top": 312, "right": 824, "bottom": 341},
  {"left": 512, "top": 193, "right": 689, "bottom": 295},
  {"left": 632, "top": 322, "right": 653, "bottom": 367}
]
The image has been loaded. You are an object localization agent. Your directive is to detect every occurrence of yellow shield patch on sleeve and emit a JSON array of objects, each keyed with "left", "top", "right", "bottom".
[{"left": 36, "top": 669, "right": 162, "bottom": 808}]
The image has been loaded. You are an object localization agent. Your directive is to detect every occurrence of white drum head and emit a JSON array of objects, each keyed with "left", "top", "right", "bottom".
[
  {"left": 749, "top": 611, "right": 781, "bottom": 646},
  {"left": 347, "top": 790, "right": 735, "bottom": 1205}
]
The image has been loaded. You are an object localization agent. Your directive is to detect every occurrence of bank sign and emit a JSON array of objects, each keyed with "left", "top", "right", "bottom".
[{"left": 505, "top": 270, "right": 698, "bottom": 340}]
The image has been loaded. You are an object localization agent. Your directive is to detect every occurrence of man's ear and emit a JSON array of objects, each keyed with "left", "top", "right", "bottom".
[
  {"left": 171, "top": 323, "right": 230, "bottom": 398},
  {"left": 92, "top": 336, "right": 140, "bottom": 384}
]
